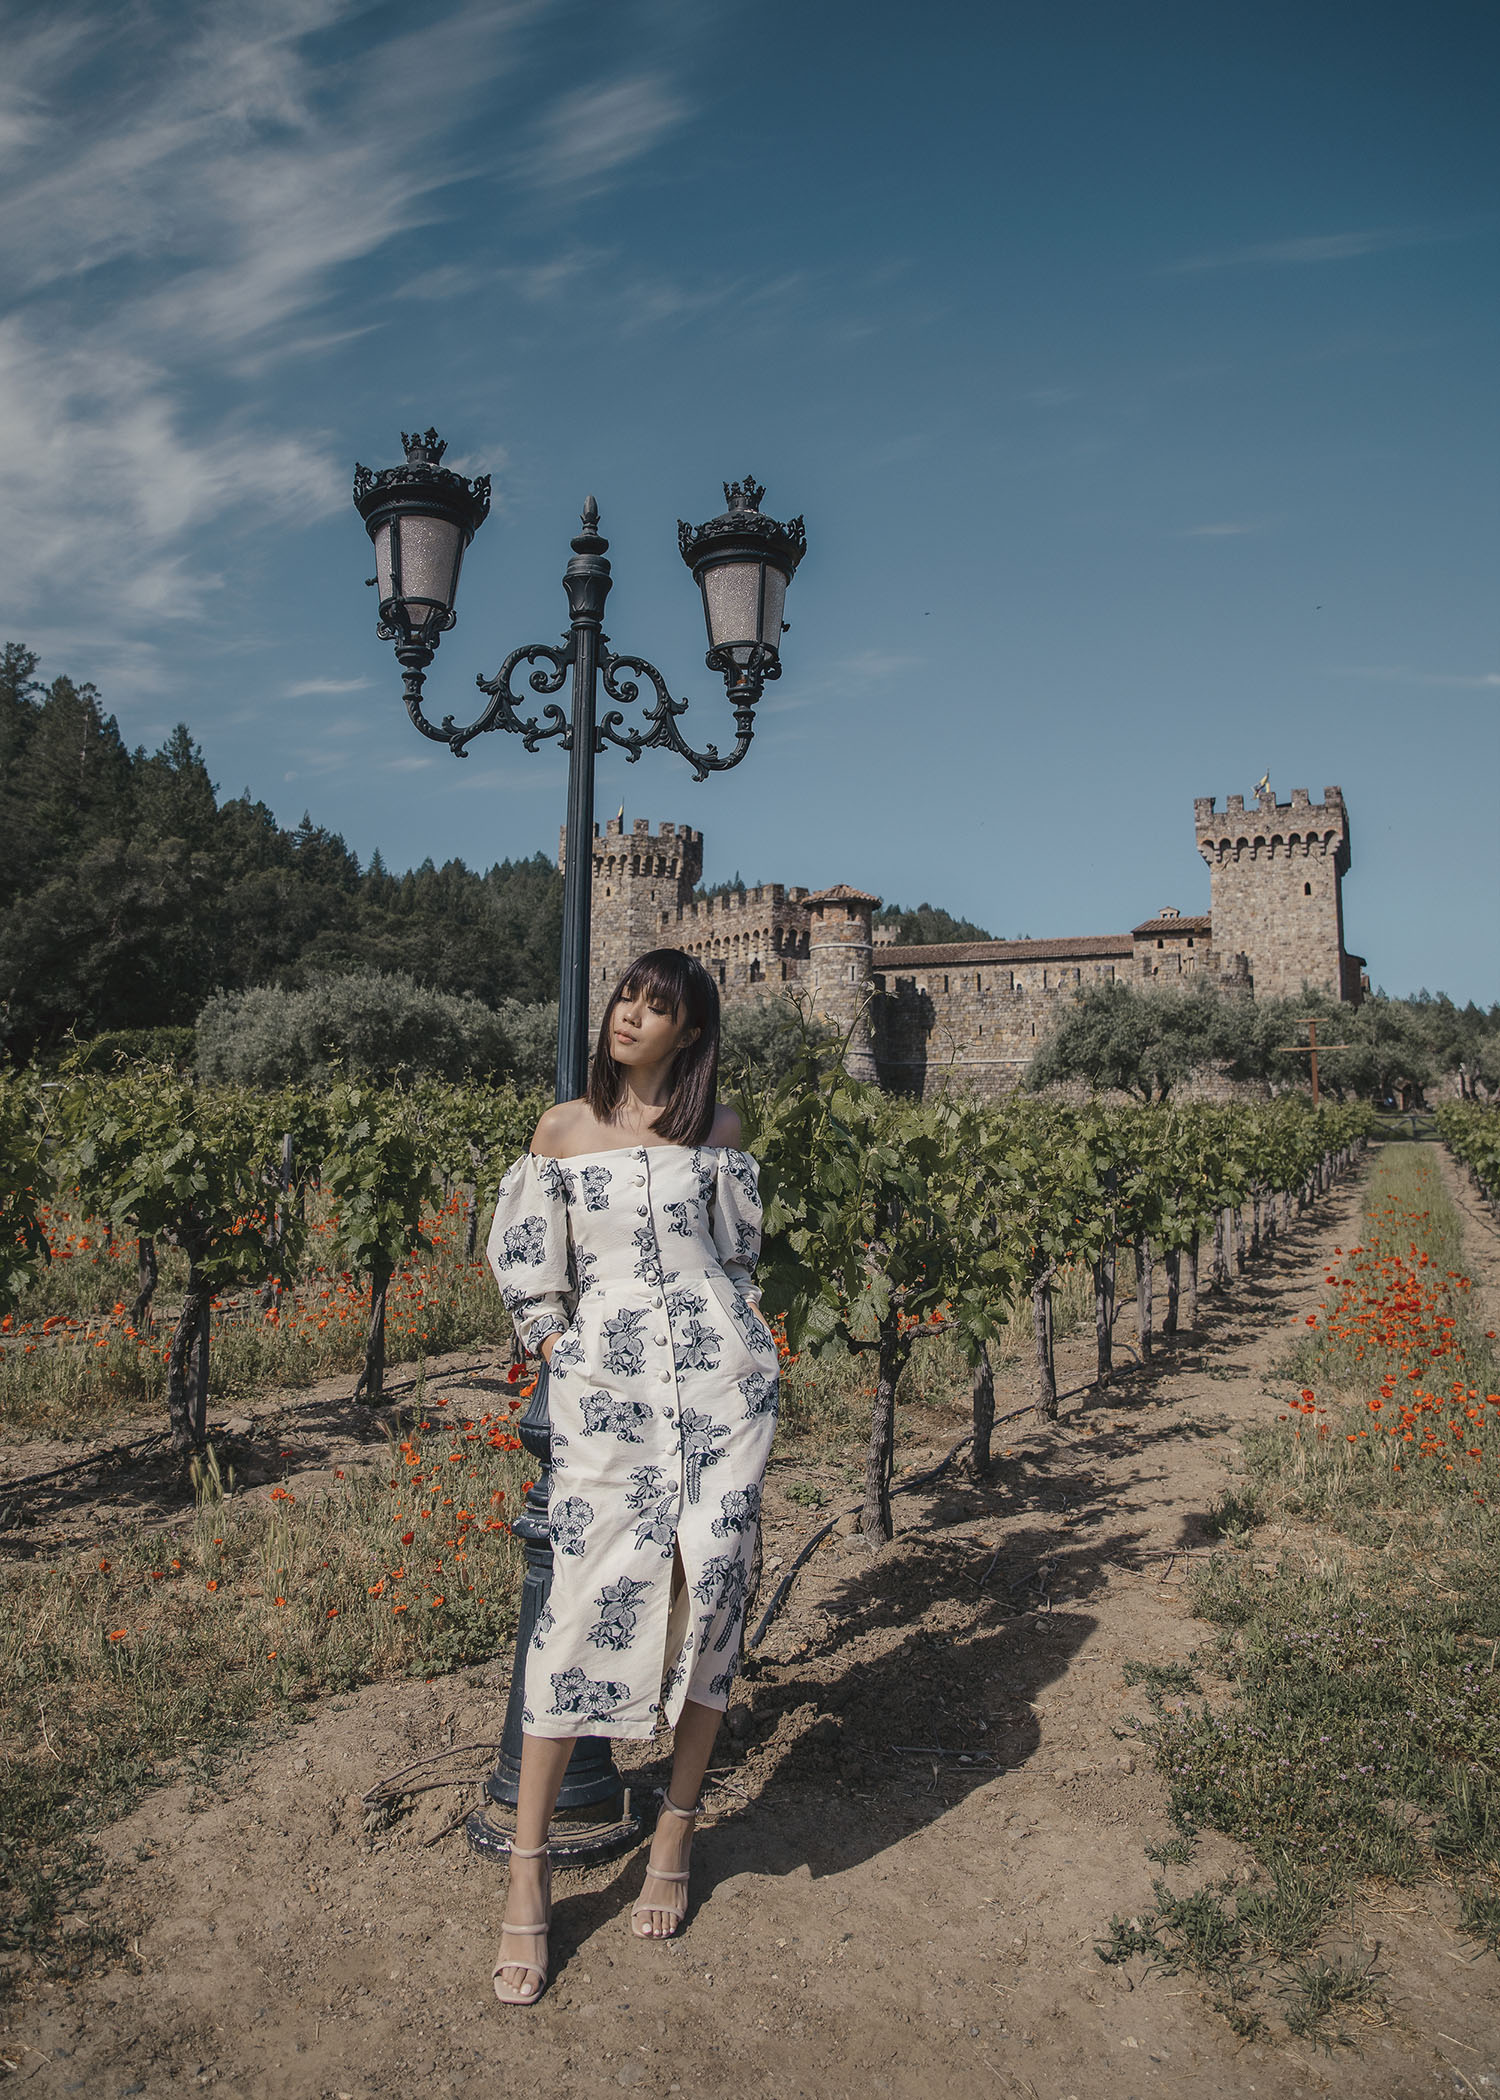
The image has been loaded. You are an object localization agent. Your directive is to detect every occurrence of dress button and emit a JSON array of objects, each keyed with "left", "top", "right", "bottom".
[
  {"left": 658, "top": 1370, "right": 672, "bottom": 1384},
  {"left": 663, "top": 1409, "right": 675, "bottom": 1423},
  {"left": 633, "top": 1173, "right": 645, "bottom": 1186},
  {"left": 654, "top": 1334, "right": 668, "bottom": 1346},
  {"left": 637, "top": 1204, "right": 649, "bottom": 1218}
]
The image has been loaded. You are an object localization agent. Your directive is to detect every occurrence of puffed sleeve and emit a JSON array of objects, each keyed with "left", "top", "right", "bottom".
[
  {"left": 486, "top": 1153, "right": 572, "bottom": 1356},
  {"left": 710, "top": 1148, "right": 764, "bottom": 1307}
]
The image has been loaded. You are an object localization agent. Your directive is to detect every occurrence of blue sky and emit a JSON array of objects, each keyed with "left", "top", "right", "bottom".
[{"left": 3, "top": 0, "right": 1496, "bottom": 1000}]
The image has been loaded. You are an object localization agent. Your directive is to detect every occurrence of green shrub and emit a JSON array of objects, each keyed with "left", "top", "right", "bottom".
[{"left": 196, "top": 972, "right": 520, "bottom": 1087}]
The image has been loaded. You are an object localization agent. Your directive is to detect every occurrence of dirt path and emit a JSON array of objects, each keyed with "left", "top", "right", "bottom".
[{"left": 7, "top": 1167, "right": 1499, "bottom": 2100}]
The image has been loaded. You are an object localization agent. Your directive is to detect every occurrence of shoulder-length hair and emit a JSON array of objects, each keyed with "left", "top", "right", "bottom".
[{"left": 587, "top": 948, "right": 721, "bottom": 1146}]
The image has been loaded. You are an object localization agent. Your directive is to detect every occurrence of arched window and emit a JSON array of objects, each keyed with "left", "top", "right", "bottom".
[{"left": 1304, "top": 882, "right": 1311, "bottom": 896}]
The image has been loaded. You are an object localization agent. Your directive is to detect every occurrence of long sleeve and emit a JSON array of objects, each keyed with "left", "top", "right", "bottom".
[
  {"left": 711, "top": 1148, "right": 764, "bottom": 1307},
  {"left": 486, "top": 1152, "right": 573, "bottom": 1356}
]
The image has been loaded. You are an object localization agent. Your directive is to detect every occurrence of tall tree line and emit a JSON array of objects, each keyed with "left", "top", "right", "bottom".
[{"left": 0, "top": 645, "right": 563, "bottom": 1061}]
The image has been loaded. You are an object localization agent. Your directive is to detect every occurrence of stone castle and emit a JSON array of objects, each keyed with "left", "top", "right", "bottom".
[{"left": 567, "top": 783, "right": 1366, "bottom": 1096}]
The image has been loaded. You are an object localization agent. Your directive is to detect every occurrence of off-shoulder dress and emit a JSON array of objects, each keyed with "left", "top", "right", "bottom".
[{"left": 486, "top": 1143, "right": 779, "bottom": 1739}]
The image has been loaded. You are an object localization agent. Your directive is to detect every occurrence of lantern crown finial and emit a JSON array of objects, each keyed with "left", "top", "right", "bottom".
[
  {"left": 677, "top": 479, "right": 806, "bottom": 575},
  {"left": 401, "top": 426, "right": 448, "bottom": 466}
]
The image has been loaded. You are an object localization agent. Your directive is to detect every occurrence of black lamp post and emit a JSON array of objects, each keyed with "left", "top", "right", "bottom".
[{"left": 353, "top": 430, "right": 804, "bottom": 1860}]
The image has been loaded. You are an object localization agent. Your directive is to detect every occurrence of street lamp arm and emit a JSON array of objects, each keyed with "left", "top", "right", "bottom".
[
  {"left": 392, "top": 636, "right": 576, "bottom": 758},
  {"left": 454, "top": 638, "right": 576, "bottom": 757},
  {"left": 596, "top": 644, "right": 760, "bottom": 783}
]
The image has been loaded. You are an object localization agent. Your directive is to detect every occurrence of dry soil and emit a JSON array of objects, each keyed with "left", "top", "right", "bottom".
[{"left": 5, "top": 1159, "right": 1499, "bottom": 2100}]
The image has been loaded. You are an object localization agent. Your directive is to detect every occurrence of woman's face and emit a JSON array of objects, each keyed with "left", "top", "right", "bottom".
[{"left": 609, "top": 983, "right": 698, "bottom": 1070}]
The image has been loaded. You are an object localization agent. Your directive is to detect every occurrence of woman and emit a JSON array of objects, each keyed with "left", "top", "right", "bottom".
[{"left": 484, "top": 948, "right": 778, "bottom": 2005}]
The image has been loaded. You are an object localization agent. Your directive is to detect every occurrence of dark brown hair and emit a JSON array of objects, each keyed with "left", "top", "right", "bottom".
[{"left": 587, "top": 948, "right": 721, "bottom": 1145}]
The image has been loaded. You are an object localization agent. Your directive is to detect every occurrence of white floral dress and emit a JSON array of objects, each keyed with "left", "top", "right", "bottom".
[{"left": 486, "top": 1144, "right": 778, "bottom": 1740}]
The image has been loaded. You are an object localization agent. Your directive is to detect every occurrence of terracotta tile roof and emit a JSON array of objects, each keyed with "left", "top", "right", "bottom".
[
  {"left": 1131, "top": 914, "right": 1212, "bottom": 938},
  {"left": 875, "top": 933, "right": 1134, "bottom": 969},
  {"left": 803, "top": 883, "right": 882, "bottom": 905}
]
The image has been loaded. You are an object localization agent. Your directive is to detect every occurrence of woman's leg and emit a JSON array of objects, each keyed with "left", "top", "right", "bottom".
[
  {"left": 634, "top": 1698, "right": 722, "bottom": 1938},
  {"left": 495, "top": 1733, "right": 575, "bottom": 1997}
]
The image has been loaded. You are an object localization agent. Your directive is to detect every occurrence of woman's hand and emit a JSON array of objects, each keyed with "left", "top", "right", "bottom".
[
  {"left": 744, "top": 1300, "right": 774, "bottom": 1347},
  {"left": 539, "top": 1332, "right": 558, "bottom": 1364}
]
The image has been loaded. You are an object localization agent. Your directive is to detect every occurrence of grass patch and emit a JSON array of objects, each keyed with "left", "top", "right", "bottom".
[
  {"left": 1203, "top": 1485, "right": 1262, "bottom": 1540},
  {"left": 1121, "top": 1658, "right": 1202, "bottom": 1700},
  {"left": 0, "top": 1404, "right": 529, "bottom": 1995},
  {"left": 1102, "top": 1144, "right": 1500, "bottom": 2038}
]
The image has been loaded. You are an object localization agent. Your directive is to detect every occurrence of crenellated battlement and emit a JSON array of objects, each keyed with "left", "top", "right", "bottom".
[
  {"left": 1194, "top": 785, "right": 1345, "bottom": 831},
  {"left": 664, "top": 883, "right": 809, "bottom": 929}
]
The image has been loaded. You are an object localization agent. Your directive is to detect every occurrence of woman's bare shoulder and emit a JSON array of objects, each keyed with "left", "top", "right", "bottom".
[
  {"left": 708, "top": 1103, "right": 743, "bottom": 1150},
  {"left": 530, "top": 1099, "right": 601, "bottom": 1159}
]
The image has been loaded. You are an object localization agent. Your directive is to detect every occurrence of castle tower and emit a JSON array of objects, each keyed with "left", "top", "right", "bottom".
[
  {"left": 1194, "top": 785, "right": 1364, "bottom": 1003},
  {"left": 805, "top": 885, "right": 881, "bottom": 1082},
  {"left": 560, "top": 814, "right": 703, "bottom": 1026}
]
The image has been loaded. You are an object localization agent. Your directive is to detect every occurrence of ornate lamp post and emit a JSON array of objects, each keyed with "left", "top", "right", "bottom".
[{"left": 353, "top": 430, "right": 805, "bottom": 1860}]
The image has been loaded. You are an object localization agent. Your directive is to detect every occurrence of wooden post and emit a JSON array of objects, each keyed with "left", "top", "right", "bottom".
[{"left": 1275, "top": 1016, "right": 1351, "bottom": 1107}]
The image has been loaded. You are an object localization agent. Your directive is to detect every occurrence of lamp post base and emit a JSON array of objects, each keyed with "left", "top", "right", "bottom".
[{"left": 464, "top": 1789, "right": 652, "bottom": 1867}]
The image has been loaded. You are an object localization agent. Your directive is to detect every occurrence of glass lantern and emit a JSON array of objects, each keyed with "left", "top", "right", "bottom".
[
  {"left": 678, "top": 478, "right": 806, "bottom": 682},
  {"left": 353, "top": 429, "right": 491, "bottom": 644}
]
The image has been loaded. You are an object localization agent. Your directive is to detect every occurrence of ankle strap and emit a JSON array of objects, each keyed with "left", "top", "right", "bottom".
[
  {"left": 660, "top": 1793, "right": 699, "bottom": 1820},
  {"left": 509, "top": 1841, "right": 551, "bottom": 1857}
]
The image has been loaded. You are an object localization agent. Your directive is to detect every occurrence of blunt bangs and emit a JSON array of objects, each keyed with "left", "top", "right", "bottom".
[
  {"left": 587, "top": 947, "right": 721, "bottom": 1145},
  {"left": 617, "top": 948, "right": 704, "bottom": 1023}
]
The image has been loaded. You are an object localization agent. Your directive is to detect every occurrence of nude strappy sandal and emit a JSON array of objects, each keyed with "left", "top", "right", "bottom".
[
  {"left": 631, "top": 1794, "right": 698, "bottom": 1939},
  {"left": 492, "top": 1842, "right": 552, "bottom": 2005}
]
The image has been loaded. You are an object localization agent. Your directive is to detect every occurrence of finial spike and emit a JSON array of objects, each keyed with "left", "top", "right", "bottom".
[{"left": 581, "top": 494, "right": 600, "bottom": 529}]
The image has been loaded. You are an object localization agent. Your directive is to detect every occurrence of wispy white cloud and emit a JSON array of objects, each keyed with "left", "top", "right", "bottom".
[
  {"left": 393, "top": 251, "right": 605, "bottom": 304},
  {"left": 1167, "top": 225, "right": 1465, "bottom": 273},
  {"left": 0, "top": 3, "right": 524, "bottom": 649},
  {"left": 0, "top": 5, "right": 700, "bottom": 674},
  {"left": 0, "top": 316, "right": 343, "bottom": 619},
  {"left": 525, "top": 73, "right": 688, "bottom": 193},
  {"left": 284, "top": 676, "right": 372, "bottom": 697},
  {"left": 1332, "top": 665, "right": 1500, "bottom": 690}
]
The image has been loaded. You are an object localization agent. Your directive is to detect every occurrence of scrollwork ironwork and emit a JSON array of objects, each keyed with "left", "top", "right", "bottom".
[
  {"left": 595, "top": 646, "right": 756, "bottom": 782},
  {"left": 393, "top": 637, "right": 576, "bottom": 756}
]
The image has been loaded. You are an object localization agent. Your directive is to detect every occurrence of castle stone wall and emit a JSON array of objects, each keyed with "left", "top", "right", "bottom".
[{"left": 570, "top": 783, "right": 1363, "bottom": 1096}]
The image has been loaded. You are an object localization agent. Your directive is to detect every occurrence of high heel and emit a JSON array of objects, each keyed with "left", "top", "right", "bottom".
[
  {"left": 631, "top": 1794, "right": 698, "bottom": 1940},
  {"left": 493, "top": 1841, "right": 552, "bottom": 2005}
]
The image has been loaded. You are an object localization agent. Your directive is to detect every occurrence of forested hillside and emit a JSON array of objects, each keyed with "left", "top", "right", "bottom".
[{"left": 0, "top": 644, "right": 562, "bottom": 1059}]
